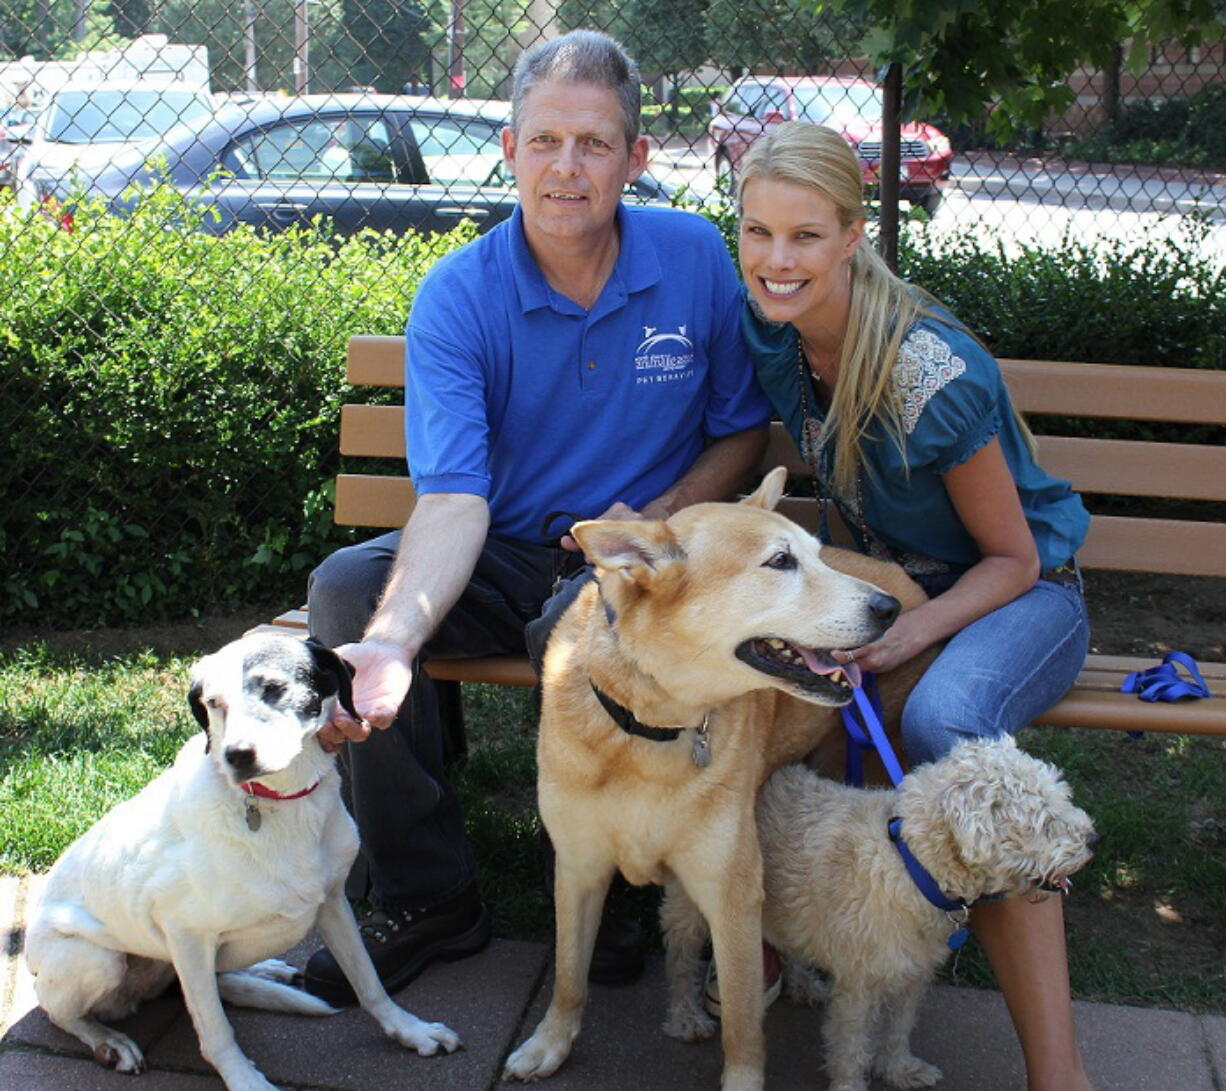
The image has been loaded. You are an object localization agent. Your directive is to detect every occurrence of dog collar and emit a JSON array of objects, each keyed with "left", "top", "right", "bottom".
[
  {"left": 887, "top": 816, "right": 970, "bottom": 949},
  {"left": 590, "top": 684, "right": 712, "bottom": 767},
  {"left": 240, "top": 779, "right": 322, "bottom": 801}
]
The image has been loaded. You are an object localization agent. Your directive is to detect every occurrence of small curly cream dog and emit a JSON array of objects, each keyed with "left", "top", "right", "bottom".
[{"left": 662, "top": 736, "right": 1096, "bottom": 1091}]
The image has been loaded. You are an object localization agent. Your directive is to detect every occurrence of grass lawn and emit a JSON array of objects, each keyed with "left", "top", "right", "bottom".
[{"left": 2, "top": 633, "right": 1223, "bottom": 1014}]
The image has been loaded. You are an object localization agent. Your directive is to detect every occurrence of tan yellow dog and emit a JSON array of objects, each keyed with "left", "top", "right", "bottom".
[{"left": 504, "top": 467, "right": 931, "bottom": 1091}]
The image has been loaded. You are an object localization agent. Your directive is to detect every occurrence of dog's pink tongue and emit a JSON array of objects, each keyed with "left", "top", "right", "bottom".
[{"left": 794, "top": 644, "right": 863, "bottom": 688}]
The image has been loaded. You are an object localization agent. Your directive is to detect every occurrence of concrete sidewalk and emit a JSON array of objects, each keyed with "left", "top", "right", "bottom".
[{"left": 3, "top": 874, "right": 1224, "bottom": 1090}]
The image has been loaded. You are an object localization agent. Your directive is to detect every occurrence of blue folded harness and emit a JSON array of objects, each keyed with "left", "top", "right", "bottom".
[{"left": 1120, "top": 651, "right": 1212, "bottom": 703}]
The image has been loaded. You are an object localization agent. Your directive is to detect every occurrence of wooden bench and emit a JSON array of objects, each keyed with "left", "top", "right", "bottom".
[{"left": 254, "top": 335, "right": 1226, "bottom": 736}]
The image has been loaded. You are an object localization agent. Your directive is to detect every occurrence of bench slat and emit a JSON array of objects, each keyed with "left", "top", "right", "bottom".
[
  {"left": 999, "top": 359, "right": 1226, "bottom": 424},
  {"left": 341, "top": 411, "right": 1226, "bottom": 503},
  {"left": 1035, "top": 436, "right": 1226, "bottom": 502},
  {"left": 348, "top": 335, "right": 405, "bottom": 386},
  {"left": 239, "top": 614, "right": 1226, "bottom": 734},
  {"left": 335, "top": 474, "right": 416, "bottom": 527},
  {"left": 341, "top": 404, "right": 405, "bottom": 458},
  {"left": 1080, "top": 516, "right": 1226, "bottom": 577}
]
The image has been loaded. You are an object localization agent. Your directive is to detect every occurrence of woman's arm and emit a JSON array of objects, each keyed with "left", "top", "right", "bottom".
[{"left": 844, "top": 437, "right": 1040, "bottom": 674}]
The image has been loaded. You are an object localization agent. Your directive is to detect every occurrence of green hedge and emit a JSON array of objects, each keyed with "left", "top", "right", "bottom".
[
  {"left": 0, "top": 186, "right": 474, "bottom": 629},
  {"left": 2, "top": 185, "right": 1221, "bottom": 630},
  {"left": 1058, "top": 84, "right": 1226, "bottom": 169},
  {"left": 897, "top": 220, "right": 1225, "bottom": 368}
]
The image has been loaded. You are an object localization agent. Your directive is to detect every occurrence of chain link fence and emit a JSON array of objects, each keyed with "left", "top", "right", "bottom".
[{"left": 2, "top": 2, "right": 1224, "bottom": 629}]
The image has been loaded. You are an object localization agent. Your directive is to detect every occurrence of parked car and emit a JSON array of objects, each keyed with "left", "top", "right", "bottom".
[
  {"left": 0, "top": 104, "right": 37, "bottom": 189},
  {"left": 13, "top": 83, "right": 215, "bottom": 206},
  {"left": 23, "top": 93, "right": 672, "bottom": 236},
  {"left": 709, "top": 75, "right": 953, "bottom": 213}
]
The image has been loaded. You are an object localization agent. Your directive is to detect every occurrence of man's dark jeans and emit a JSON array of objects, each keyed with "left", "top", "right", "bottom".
[{"left": 307, "top": 531, "right": 589, "bottom": 910}]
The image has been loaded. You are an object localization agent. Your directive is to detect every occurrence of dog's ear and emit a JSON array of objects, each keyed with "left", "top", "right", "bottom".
[
  {"left": 304, "top": 637, "right": 361, "bottom": 721},
  {"left": 187, "top": 674, "right": 211, "bottom": 752},
  {"left": 740, "top": 466, "right": 786, "bottom": 511},
  {"left": 571, "top": 519, "right": 684, "bottom": 589}
]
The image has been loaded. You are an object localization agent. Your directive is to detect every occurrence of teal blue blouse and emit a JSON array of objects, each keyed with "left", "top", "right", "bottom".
[{"left": 742, "top": 299, "right": 1090, "bottom": 577}]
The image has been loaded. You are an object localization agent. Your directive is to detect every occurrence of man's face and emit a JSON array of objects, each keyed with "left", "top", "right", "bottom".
[{"left": 502, "top": 78, "right": 649, "bottom": 245}]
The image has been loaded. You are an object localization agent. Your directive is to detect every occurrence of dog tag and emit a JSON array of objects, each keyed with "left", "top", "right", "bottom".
[
  {"left": 245, "top": 798, "right": 262, "bottom": 832},
  {"left": 691, "top": 716, "right": 711, "bottom": 768}
]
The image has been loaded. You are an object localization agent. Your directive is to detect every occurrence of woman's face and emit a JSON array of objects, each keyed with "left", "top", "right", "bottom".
[{"left": 738, "top": 176, "right": 864, "bottom": 327}]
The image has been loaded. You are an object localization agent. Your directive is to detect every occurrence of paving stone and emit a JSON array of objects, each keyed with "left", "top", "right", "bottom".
[
  {"left": 144, "top": 938, "right": 546, "bottom": 1091},
  {"left": 0, "top": 1048, "right": 220, "bottom": 1090},
  {"left": 1074, "top": 998, "right": 1215, "bottom": 1090},
  {"left": 0, "top": 877, "right": 25, "bottom": 1037},
  {"left": 1201, "top": 1012, "right": 1226, "bottom": 1086}
]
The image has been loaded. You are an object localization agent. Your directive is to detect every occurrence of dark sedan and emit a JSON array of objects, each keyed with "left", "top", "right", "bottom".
[{"left": 29, "top": 93, "right": 671, "bottom": 236}]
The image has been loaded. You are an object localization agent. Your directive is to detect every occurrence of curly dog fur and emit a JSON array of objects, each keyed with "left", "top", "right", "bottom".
[{"left": 663, "top": 736, "right": 1096, "bottom": 1091}]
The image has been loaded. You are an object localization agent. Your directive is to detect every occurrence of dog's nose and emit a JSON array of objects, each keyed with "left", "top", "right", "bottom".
[
  {"left": 224, "top": 744, "right": 258, "bottom": 773},
  {"left": 1086, "top": 832, "right": 1101, "bottom": 850},
  {"left": 868, "top": 592, "right": 900, "bottom": 626}
]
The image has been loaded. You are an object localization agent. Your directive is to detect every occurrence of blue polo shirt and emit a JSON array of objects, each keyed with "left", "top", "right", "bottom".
[{"left": 405, "top": 204, "right": 771, "bottom": 542}]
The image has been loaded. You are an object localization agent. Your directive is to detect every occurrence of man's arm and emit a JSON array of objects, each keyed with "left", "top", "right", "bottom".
[
  {"left": 320, "top": 492, "right": 489, "bottom": 747},
  {"left": 561, "top": 426, "right": 768, "bottom": 551},
  {"left": 640, "top": 426, "right": 769, "bottom": 519}
]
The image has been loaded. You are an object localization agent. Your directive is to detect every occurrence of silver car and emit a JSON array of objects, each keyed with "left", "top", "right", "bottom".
[{"left": 13, "top": 82, "right": 215, "bottom": 207}]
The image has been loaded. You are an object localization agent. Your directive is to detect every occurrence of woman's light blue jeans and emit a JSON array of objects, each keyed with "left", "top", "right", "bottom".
[{"left": 900, "top": 576, "right": 1091, "bottom": 767}]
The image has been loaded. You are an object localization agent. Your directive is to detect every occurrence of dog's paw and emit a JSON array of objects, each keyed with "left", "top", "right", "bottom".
[
  {"left": 384, "top": 1011, "right": 462, "bottom": 1055},
  {"left": 662, "top": 1003, "right": 717, "bottom": 1042},
  {"left": 503, "top": 1032, "right": 571, "bottom": 1081},
  {"left": 781, "top": 959, "right": 830, "bottom": 1009},
  {"left": 244, "top": 958, "right": 299, "bottom": 984},
  {"left": 93, "top": 1034, "right": 145, "bottom": 1074},
  {"left": 875, "top": 1054, "right": 942, "bottom": 1088}
]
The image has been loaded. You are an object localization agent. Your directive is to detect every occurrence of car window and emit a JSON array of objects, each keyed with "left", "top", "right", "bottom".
[
  {"left": 793, "top": 84, "right": 882, "bottom": 126},
  {"left": 230, "top": 116, "right": 399, "bottom": 183},
  {"left": 408, "top": 117, "right": 507, "bottom": 186},
  {"left": 44, "top": 88, "right": 213, "bottom": 144},
  {"left": 726, "top": 84, "right": 788, "bottom": 120}
]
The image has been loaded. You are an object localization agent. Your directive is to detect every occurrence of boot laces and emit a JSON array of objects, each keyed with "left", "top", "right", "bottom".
[{"left": 359, "top": 906, "right": 415, "bottom": 944}]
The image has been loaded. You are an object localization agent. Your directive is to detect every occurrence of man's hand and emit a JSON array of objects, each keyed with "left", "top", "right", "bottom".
[
  {"left": 317, "top": 639, "right": 414, "bottom": 752},
  {"left": 560, "top": 501, "right": 645, "bottom": 552}
]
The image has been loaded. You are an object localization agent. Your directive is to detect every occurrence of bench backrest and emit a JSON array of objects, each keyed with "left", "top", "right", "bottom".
[{"left": 336, "top": 335, "right": 1226, "bottom": 578}]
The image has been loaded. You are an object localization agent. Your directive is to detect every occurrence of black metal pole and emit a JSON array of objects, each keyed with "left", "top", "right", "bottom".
[{"left": 880, "top": 62, "right": 901, "bottom": 272}]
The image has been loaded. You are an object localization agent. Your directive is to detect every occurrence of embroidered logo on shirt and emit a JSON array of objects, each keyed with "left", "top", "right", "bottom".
[
  {"left": 635, "top": 324, "right": 695, "bottom": 384},
  {"left": 894, "top": 327, "right": 966, "bottom": 434}
]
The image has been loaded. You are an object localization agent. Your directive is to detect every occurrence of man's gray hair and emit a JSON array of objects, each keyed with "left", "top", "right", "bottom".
[{"left": 511, "top": 30, "right": 641, "bottom": 148}]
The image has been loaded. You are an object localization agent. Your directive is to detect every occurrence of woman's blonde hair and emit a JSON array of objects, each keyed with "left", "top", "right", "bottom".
[{"left": 737, "top": 121, "right": 927, "bottom": 492}]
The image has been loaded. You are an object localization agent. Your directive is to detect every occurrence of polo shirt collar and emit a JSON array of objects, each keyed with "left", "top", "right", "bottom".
[{"left": 506, "top": 203, "right": 663, "bottom": 316}]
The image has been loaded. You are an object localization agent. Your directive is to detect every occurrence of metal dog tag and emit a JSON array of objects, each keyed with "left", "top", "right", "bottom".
[
  {"left": 691, "top": 716, "right": 712, "bottom": 768},
  {"left": 245, "top": 798, "right": 262, "bottom": 832}
]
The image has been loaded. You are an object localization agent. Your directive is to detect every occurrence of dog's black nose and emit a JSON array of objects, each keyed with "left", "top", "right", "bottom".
[
  {"left": 868, "top": 592, "right": 900, "bottom": 626},
  {"left": 1086, "top": 832, "right": 1101, "bottom": 850},
  {"left": 224, "top": 744, "right": 258, "bottom": 773}
]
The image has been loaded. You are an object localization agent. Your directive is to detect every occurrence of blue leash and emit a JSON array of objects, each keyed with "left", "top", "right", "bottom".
[
  {"left": 840, "top": 671, "right": 906, "bottom": 789},
  {"left": 842, "top": 672, "right": 969, "bottom": 949},
  {"left": 1120, "top": 651, "right": 1211, "bottom": 703}
]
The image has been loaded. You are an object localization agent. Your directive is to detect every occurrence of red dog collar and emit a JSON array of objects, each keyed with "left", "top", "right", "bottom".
[{"left": 239, "top": 779, "right": 321, "bottom": 801}]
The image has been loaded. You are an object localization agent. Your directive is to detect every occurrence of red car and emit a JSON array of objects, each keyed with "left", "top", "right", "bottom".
[{"left": 709, "top": 75, "right": 953, "bottom": 213}]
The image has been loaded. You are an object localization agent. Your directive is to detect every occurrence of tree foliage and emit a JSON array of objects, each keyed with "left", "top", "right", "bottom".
[{"left": 816, "top": 0, "right": 1226, "bottom": 138}]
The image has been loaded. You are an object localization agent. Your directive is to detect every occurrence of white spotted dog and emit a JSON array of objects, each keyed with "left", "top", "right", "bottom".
[{"left": 25, "top": 633, "right": 461, "bottom": 1091}]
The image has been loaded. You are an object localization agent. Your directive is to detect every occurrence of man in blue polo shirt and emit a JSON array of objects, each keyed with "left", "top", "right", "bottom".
[{"left": 302, "top": 29, "right": 770, "bottom": 1006}]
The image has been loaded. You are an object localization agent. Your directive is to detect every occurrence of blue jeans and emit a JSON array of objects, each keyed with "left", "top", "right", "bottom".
[{"left": 900, "top": 577, "right": 1090, "bottom": 766}]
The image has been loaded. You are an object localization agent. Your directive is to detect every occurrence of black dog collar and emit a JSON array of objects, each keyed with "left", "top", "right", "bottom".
[{"left": 590, "top": 683, "right": 686, "bottom": 741}]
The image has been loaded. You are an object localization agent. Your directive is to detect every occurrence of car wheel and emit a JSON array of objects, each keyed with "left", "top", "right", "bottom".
[
  {"left": 714, "top": 148, "right": 735, "bottom": 185},
  {"left": 917, "top": 190, "right": 942, "bottom": 216}
]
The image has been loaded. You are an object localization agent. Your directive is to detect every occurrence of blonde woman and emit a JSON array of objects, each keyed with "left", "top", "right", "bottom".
[{"left": 738, "top": 120, "right": 1093, "bottom": 1091}]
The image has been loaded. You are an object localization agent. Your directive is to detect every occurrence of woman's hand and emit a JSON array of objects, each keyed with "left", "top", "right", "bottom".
[{"left": 836, "top": 610, "right": 936, "bottom": 675}]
